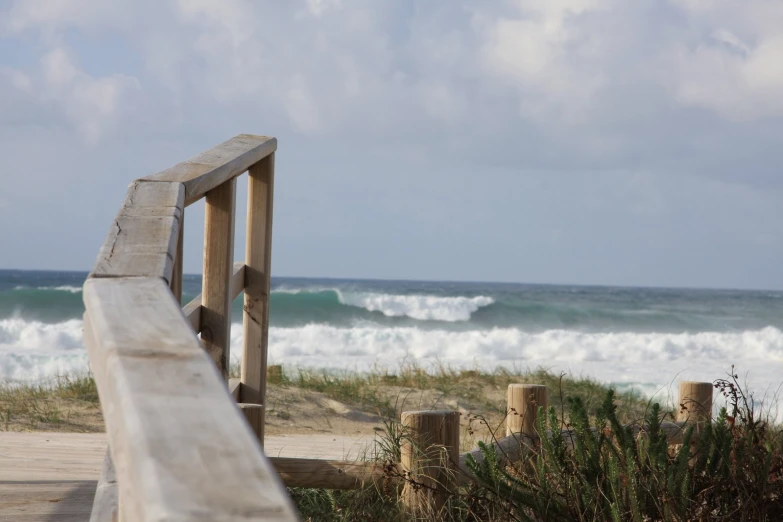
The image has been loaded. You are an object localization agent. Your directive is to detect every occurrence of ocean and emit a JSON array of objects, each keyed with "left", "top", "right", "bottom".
[{"left": 2, "top": 269, "right": 782, "bottom": 404}]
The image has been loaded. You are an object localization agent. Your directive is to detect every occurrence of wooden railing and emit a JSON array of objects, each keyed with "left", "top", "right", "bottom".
[
  {"left": 83, "top": 135, "right": 716, "bottom": 520},
  {"left": 83, "top": 135, "right": 299, "bottom": 521}
]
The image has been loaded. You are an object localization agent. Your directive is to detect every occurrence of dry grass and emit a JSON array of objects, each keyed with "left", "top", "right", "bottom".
[
  {"left": 0, "top": 374, "right": 102, "bottom": 432},
  {"left": 0, "top": 365, "right": 648, "bottom": 439}
]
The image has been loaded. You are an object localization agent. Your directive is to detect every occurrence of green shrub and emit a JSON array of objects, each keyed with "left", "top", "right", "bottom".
[{"left": 467, "top": 377, "right": 783, "bottom": 522}]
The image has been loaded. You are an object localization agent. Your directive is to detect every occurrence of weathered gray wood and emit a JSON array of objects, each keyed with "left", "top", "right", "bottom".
[
  {"left": 170, "top": 207, "right": 184, "bottom": 303},
  {"left": 82, "top": 277, "right": 298, "bottom": 522},
  {"left": 239, "top": 403, "right": 264, "bottom": 444},
  {"left": 242, "top": 154, "right": 275, "bottom": 411},
  {"left": 89, "top": 450, "right": 118, "bottom": 522},
  {"left": 181, "top": 262, "right": 245, "bottom": 334},
  {"left": 183, "top": 298, "right": 201, "bottom": 332},
  {"left": 270, "top": 457, "right": 389, "bottom": 490},
  {"left": 201, "top": 179, "right": 236, "bottom": 379},
  {"left": 91, "top": 180, "right": 184, "bottom": 283},
  {"left": 229, "top": 378, "right": 242, "bottom": 401},
  {"left": 143, "top": 135, "right": 277, "bottom": 205}
]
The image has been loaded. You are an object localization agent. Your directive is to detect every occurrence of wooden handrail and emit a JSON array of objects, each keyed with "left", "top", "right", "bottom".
[
  {"left": 84, "top": 135, "right": 297, "bottom": 521},
  {"left": 92, "top": 180, "right": 184, "bottom": 283},
  {"left": 144, "top": 134, "right": 277, "bottom": 205}
]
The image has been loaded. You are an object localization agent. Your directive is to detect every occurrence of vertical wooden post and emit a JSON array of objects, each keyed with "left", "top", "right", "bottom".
[
  {"left": 241, "top": 154, "right": 275, "bottom": 423},
  {"left": 170, "top": 208, "right": 184, "bottom": 303},
  {"left": 201, "top": 178, "right": 236, "bottom": 380},
  {"left": 507, "top": 384, "right": 548, "bottom": 437},
  {"left": 677, "top": 381, "right": 713, "bottom": 427},
  {"left": 238, "top": 403, "right": 264, "bottom": 445},
  {"left": 401, "top": 410, "right": 460, "bottom": 518}
]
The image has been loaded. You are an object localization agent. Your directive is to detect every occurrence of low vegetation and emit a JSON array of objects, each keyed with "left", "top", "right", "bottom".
[
  {"left": 4, "top": 366, "right": 780, "bottom": 520},
  {"left": 0, "top": 374, "right": 101, "bottom": 431},
  {"left": 288, "top": 367, "right": 783, "bottom": 522}
]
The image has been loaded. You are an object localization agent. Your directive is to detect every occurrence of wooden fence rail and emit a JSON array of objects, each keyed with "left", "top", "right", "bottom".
[
  {"left": 84, "top": 135, "right": 298, "bottom": 521},
  {"left": 83, "top": 133, "right": 716, "bottom": 520}
]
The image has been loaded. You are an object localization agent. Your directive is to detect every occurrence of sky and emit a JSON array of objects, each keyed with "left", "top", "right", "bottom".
[{"left": 1, "top": 0, "right": 783, "bottom": 289}]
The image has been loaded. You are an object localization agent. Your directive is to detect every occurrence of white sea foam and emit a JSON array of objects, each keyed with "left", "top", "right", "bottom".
[
  {"left": 338, "top": 292, "right": 495, "bottom": 321},
  {"left": 0, "top": 318, "right": 88, "bottom": 381},
  {"left": 46, "top": 285, "right": 82, "bottom": 293},
  {"left": 12, "top": 285, "right": 82, "bottom": 293},
  {"left": 4, "top": 318, "right": 783, "bottom": 416}
]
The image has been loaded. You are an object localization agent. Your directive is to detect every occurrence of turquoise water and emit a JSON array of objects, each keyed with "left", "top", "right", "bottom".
[
  {"left": 2, "top": 269, "right": 782, "bottom": 402},
  {"left": 5, "top": 270, "right": 783, "bottom": 332}
]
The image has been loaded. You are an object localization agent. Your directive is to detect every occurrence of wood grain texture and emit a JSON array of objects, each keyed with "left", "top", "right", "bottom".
[
  {"left": 170, "top": 207, "right": 184, "bottom": 303},
  {"left": 506, "top": 384, "right": 548, "bottom": 437},
  {"left": 242, "top": 154, "right": 275, "bottom": 410},
  {"left": 270, "top": 457, "right": 389, "bottom": 489},
  {"left": 400, "top": 410, "right": 460, "bottom": 517},
  {"left": 238, "top": 404, "right": 264, "bottom": 444},
  {"left": 181, "top": 262, "right": 245, "bottom": 335},
  {"left": 89, "top": 451, "right": 118, "bottom": 522},
  {"left": 229, "top": 379, "right": 242, "bottom": 401},
  {"left": 182, "top": 298, "right": 201, "bottom": 333},
  {"left": 91, "top": 181, "right": 184, "bottom": 284},
  {"left": 201, "top": 178, "right": 236, "bottom": 379},
  {"left": 677, "top": 381, "right": 713, "bottom": 426},
  {"left": 143, "top": 135, "right": 277, "bottom": 205},
  {"left": 82, "top": 277, "right": 298, "bottom": 522}
]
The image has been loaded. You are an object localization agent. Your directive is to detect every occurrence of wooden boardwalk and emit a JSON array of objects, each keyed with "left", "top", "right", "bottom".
[{"left": 0, "top": 432, "right": 373, "bottom": 521}]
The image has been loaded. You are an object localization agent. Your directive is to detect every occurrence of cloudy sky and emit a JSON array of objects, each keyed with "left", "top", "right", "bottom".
[{"left": 1, "top": 0, "right": 782, "bottom": 289}]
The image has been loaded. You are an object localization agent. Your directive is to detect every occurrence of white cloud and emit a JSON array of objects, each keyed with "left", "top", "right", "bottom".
[
  {"left": 1, "top": 0, "right": 783, "bottom": 288},
  {"left": 0, "top": 47, "right": 139, "bottom": 145},
  {"left": 2, "top": 0, "right": 783, "bottom": 169}
]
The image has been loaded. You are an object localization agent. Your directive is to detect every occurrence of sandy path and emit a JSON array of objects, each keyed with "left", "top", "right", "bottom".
[{"left": 0, "top": 431, "right": 373, "bottom": 521}]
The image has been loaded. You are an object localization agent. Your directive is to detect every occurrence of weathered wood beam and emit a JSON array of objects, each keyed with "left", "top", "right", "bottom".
[
  {"left": 241, "top": 154, "right": 275, "bottom": 410},
  {"left": 83, "top": 277, "right": 297, "bottom": 522},
  {"left": 143, "top": 135, "right": 277, "bottom": 205},
  {"left": 89, "top": 450, "right": 118, "bottom": 522},
  {"left": 270, "top": 457, "right": 391, "bottom": 490},
  {"left": 91, "top": 180, "right": 184, "bottom": 284}
]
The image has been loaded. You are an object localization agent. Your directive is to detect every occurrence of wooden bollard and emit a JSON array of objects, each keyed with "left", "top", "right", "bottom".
[
  {"left": 400, "top": 410, "right": 460, "bottom": 518},
  {"left": 676, "top": 381, "right": 713, "bottom": 428},
  {"left": 238, "top": 403, "right": 264, "bottom": 446},
  {"left": 267, "top": 364, "right": 283, "bottom": 385},
  {"left": 507, "top": 384, "right": 548, "bottom": 437}
]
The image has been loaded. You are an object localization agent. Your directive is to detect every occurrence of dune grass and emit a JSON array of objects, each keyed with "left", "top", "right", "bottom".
[
  {"left": 289, "top": 368, "right": 783, "bottom": 522},
  {"left": 4, "top": 366, "right": 780, "bottom": 520},
  {"left": 0, "top": 374, "right": 100, "bottom": 431},
  {"left": 277, "top": 364, "right": 650, "bottom": 424}
]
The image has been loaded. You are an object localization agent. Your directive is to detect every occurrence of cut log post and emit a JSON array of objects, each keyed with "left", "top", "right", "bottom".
[
  {"left": 677, "top": 381, "right": 713, "bottom": 428},
  {"left": 506, "top": 384, "right": 548, "bottom": 437},
  {"left": 201, "top": 178, "right": 236, "bottom": 379},
  {"left": 267, "top": 364, "right": 283, "bottom": 385},
  {"left": 239, "top": 403, "right": 264, "bottom": 444},
  {"left": 400, "top": 410, "right": 460, "bottom": 519}
]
